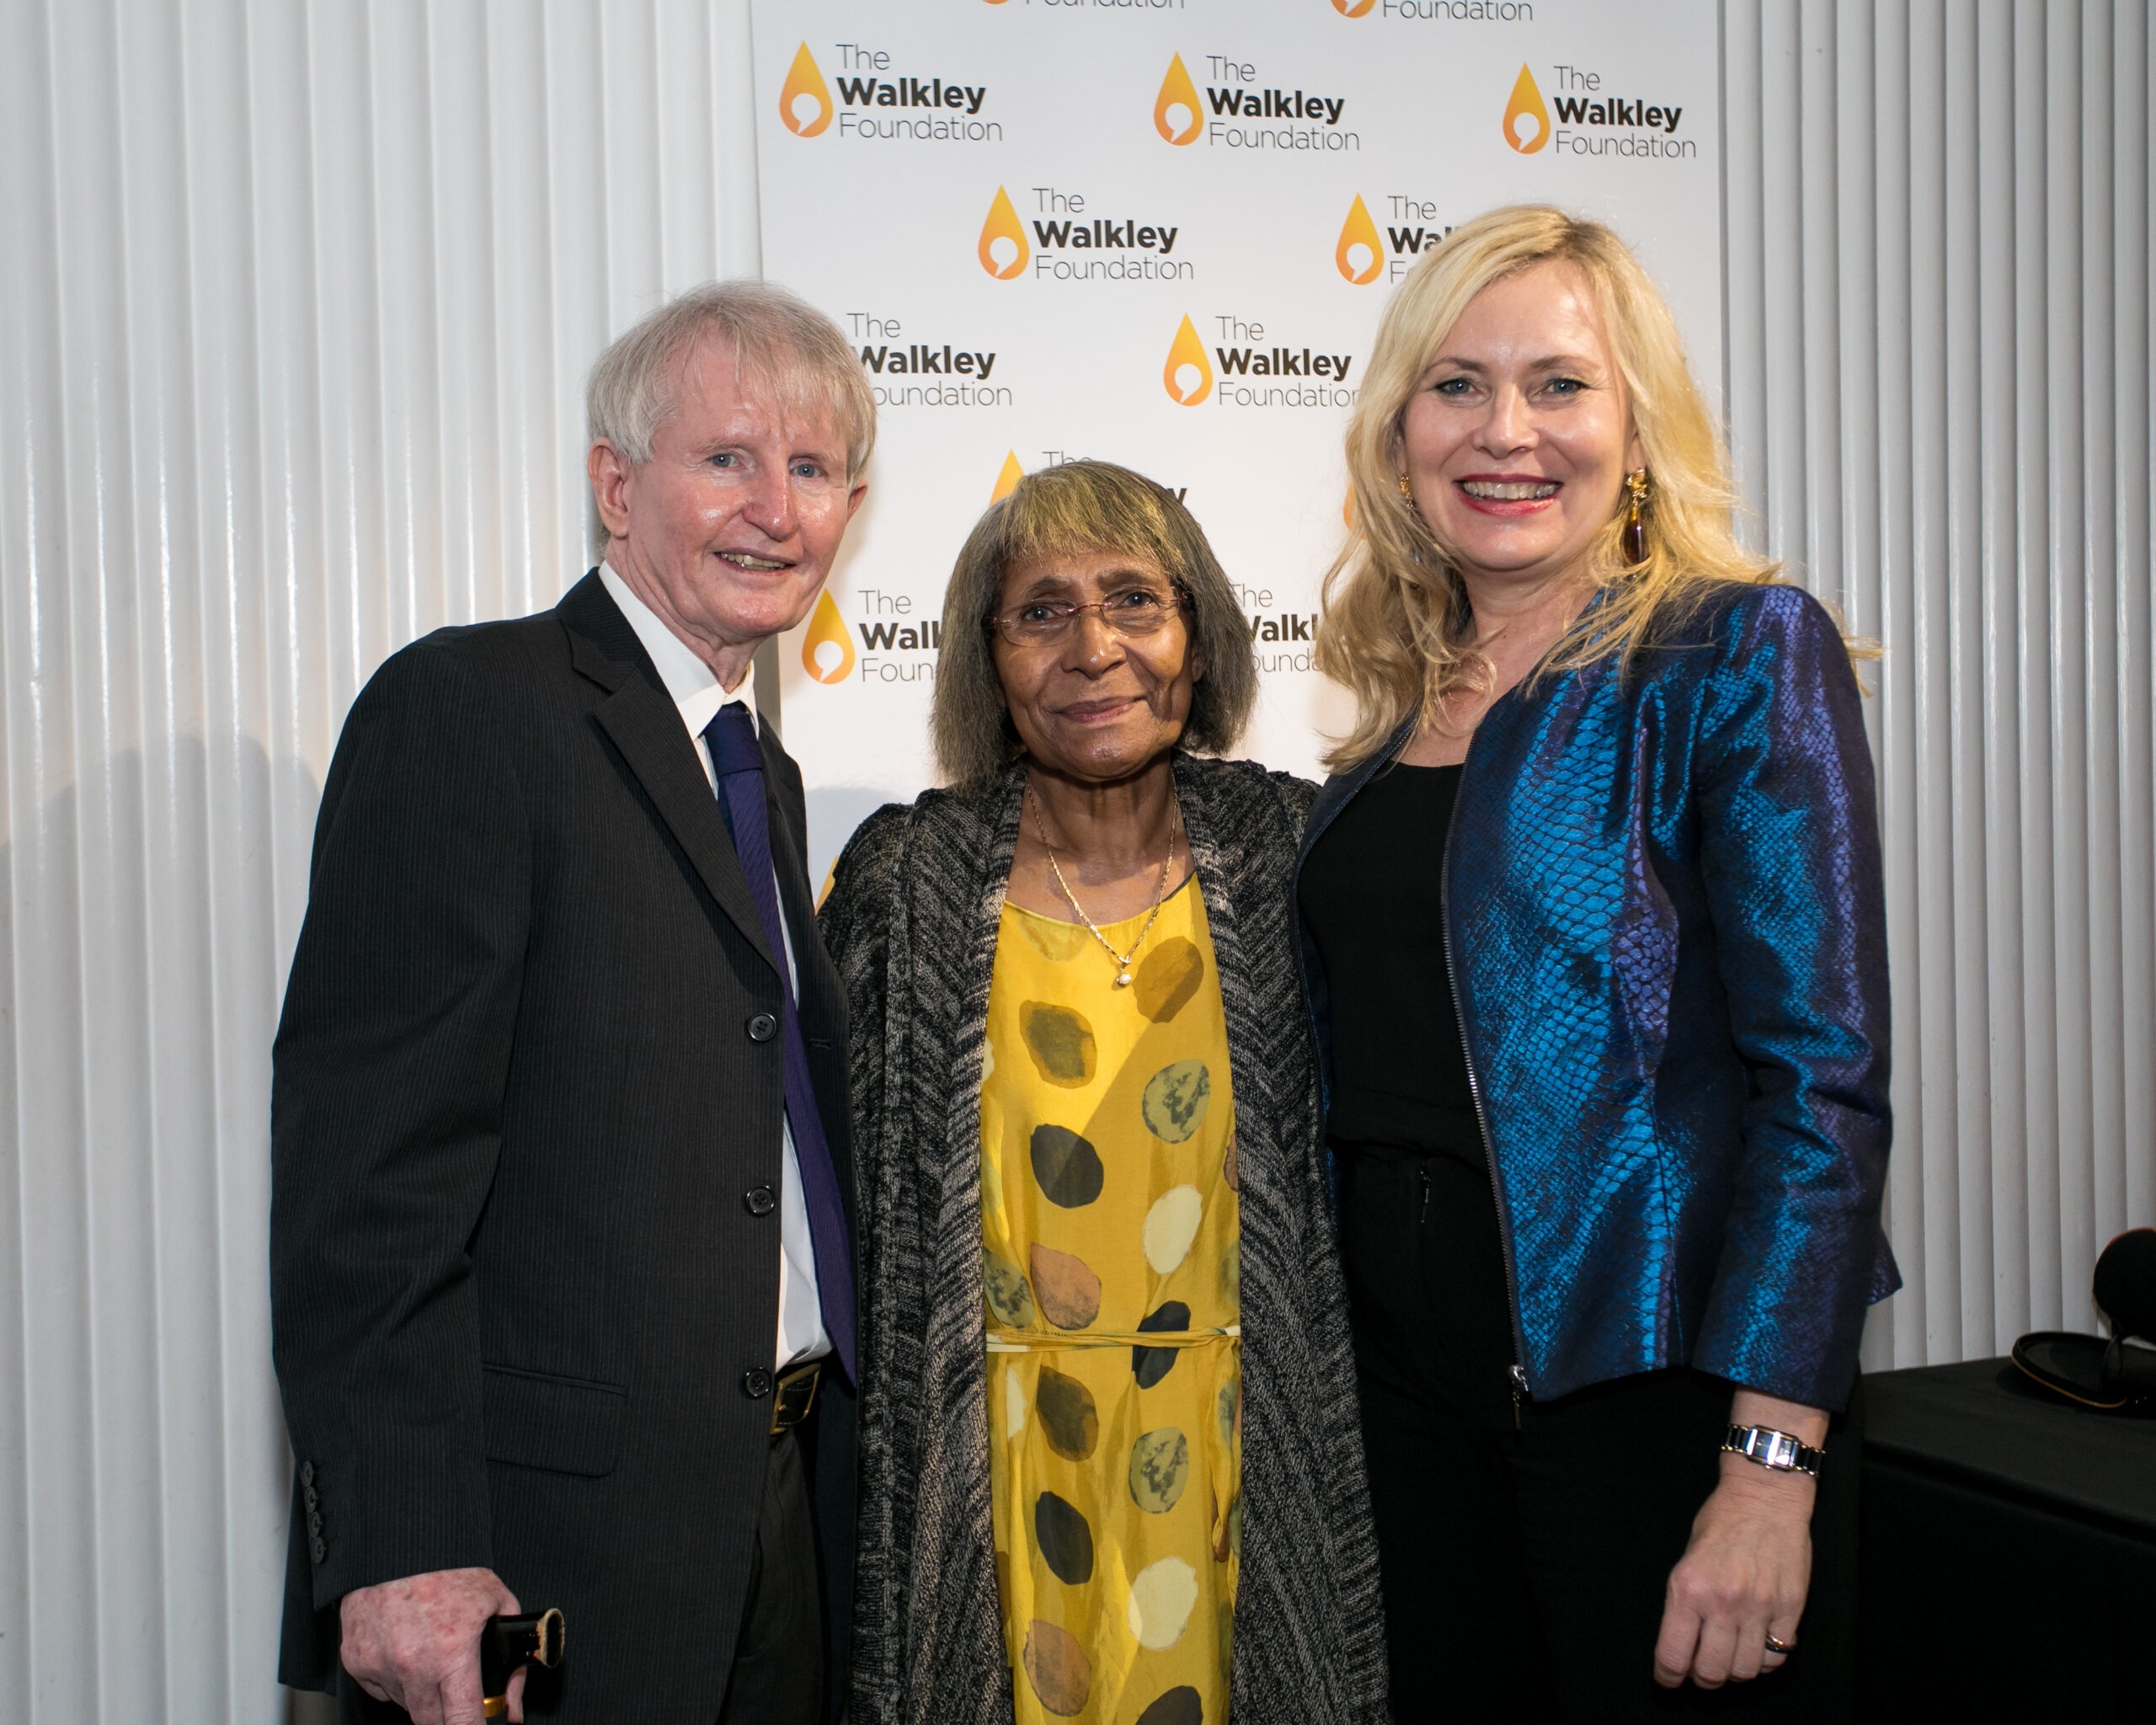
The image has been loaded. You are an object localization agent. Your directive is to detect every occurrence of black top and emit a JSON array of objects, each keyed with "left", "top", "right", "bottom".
[{"left": 1298, "top": 761, "right": 1484, "bottom": 1167}]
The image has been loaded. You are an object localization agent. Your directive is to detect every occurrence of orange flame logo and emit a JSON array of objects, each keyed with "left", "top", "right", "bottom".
[
  {"left": 1162, "top": 315, "right": 1213, "bottom": 406},
  {"left": 1331, "top": 0, "right": 1376, "bottom": 14},
  {"left": 991, "top": 451, "right": 1025, "bottom": 502},
  {"left": 779, "top": 44, "right": 833, "bottom": 137},
  {"left": 1154, "top": 55, "right": 1202, "bottom": 146},
  {"left": 1502, "top": 65, "right": 1550, "bottom": 153},
  {"left": 977, "top": 187, "right": 1029, "bottom": 280},
  {"left": 1336, "top": 195, "right": 1383, "bottom": 284},
  {"left": 800, "top": 590, "right": 855, "bottom": 683}
]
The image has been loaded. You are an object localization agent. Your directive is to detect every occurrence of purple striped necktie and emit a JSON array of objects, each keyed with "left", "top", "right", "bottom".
[{"left": 702, "top": 701, "right": 856, "bottom": 1381}]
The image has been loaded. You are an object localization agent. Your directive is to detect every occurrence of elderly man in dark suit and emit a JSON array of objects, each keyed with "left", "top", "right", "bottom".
[{"left": 271, "top": 281, "right": 872, "bottom": 1724}]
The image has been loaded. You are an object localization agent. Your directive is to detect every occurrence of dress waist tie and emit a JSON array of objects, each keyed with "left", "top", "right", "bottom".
[{"left": 987, "top": 1324, "right": 1241, "bottom": 1562}]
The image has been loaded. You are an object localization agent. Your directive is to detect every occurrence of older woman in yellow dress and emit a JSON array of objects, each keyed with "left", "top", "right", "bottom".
[{"left": 821, "top": 461, "right": 1386, "bottom": 1725}]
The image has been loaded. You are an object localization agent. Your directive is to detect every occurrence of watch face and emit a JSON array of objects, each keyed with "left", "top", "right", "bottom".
[{"left": 1724, "top": 1423, "right": 1821, "bottom": 1474}]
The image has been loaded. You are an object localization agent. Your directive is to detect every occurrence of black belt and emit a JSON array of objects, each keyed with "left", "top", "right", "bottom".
[{"left": 771, "top": 1360, "right": 822, "bottom": 1434}]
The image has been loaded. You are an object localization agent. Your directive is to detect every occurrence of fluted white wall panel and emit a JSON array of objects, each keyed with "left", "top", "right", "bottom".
[
  {"left": 0, "top": 3, "right": 2148, "bottom": 1721},
  {"left": 0, "top": 3, "right": 761, "bottom": 1717},
  {"left": 1721, "top": 0, "right": 2153, "bottom": 1374}
]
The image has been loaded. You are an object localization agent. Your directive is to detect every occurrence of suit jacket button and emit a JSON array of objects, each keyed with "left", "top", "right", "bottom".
[
  {"left": 746, "top": 1012, "right": 778, "bottom": 1043},
  {"left": 308, "top": 1511, "right": 324, "bottom": 1536},
  {"left": 303, "top": 1486, "right": 319, "bottom": 1511},
  {"left": 310, "top": 1537, "right": 327, "bottom": 1564},
  {"left": 742, "top": 1367, "right": 775, "bottom": 1399},
  {"left": 744, "top": 1185, "right": 777, "bottom": 1217},
  {"left": 301, "top": 1461, "right": 315, "bottom": 1487}
]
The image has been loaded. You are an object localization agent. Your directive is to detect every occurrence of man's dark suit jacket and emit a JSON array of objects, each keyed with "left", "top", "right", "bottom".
[{"left": 271, "top": 571, "right": 858, "bottom": 1722}]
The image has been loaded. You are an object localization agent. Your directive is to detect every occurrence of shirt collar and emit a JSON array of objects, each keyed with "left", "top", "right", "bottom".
[{"left": 599, "top": 559, "right": 757, "bottom": 739}]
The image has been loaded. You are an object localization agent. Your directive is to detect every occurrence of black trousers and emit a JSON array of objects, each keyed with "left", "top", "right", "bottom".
[
  {"left": 1340, "top": 1147, "right": 1860, "bottom": 1724},
  {"left": 716, "top": 1427, "right": 824, "bottom": 1725}
]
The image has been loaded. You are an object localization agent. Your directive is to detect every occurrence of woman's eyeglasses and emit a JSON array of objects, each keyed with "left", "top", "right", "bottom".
[{"left": 990, "top": 585, "right": 1189, "bottom": 647}]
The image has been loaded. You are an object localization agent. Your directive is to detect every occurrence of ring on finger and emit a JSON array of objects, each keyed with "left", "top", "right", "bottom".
[{"left": 1764, "top": 1634, "right": 1796, "bottom": 1656}]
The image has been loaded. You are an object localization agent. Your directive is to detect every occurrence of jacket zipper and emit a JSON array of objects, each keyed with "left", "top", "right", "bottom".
[{"left": 1438, "top": 745, "right": 1533, "bottom": 1430}]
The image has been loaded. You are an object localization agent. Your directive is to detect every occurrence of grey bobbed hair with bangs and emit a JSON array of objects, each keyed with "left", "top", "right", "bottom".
[
  {"left": 585, "top": 280, "right": 877, "bottom": 479},
  {"left": 931, "top": 459, "right": 1258, "bottom": 787}
]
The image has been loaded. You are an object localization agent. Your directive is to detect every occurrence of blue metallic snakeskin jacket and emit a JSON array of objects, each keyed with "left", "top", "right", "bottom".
[{"left": 1294, "top": 581, "right": 1897, "bottom": 1413}]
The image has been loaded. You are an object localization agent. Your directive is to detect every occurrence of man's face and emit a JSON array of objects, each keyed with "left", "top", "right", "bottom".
[{"left": 590, "top": 338, "right": 866, "bottom": 667}]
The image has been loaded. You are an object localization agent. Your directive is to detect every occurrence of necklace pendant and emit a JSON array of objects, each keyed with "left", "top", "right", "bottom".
[{"left": 1113, "top": 969, "right": 1133, "bottom": 988}]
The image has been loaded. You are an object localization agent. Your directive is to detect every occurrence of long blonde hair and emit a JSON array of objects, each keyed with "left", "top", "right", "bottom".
[{"left": 1317, "top": 206, "right": 1777, "bottom": 770}]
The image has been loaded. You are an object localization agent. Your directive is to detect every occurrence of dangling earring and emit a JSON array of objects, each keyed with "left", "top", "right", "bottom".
[
  {"left": 1397, "top": 473, "right": 1414, "bottom": 500},
  {"left": 1623, "top": 468, "right": 1649, "bottom": 563}
]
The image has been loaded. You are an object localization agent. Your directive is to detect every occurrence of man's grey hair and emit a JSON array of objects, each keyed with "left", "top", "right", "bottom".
[
  {"left": 585, "top": 280, "right": 877, "bottom": 478},
  {"left": 931, "top": 459, "right": 1258, "bottom": 786}
]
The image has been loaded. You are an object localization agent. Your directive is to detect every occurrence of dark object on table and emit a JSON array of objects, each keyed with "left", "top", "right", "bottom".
[
  {"left": 2011, "top": 1226, "right": 2156, "bottom": 1410},
  {"left": 1860, "top": 1357, "right": 2156, "bottom": 1722},
  {"left": 2012, "top": 1330, "right": 2156, "bottom": 1409},
  {"left": 2094, "top": 1225, "right": 2156, "bottom": 1338},
  {"left": 479, "top": 1609, "right": 564, "bottom": 1720}
]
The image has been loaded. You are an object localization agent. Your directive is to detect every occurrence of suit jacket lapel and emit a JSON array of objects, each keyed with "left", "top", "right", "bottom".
[{"left": 558, "top": 572, "right": 776, "bottom": 973}]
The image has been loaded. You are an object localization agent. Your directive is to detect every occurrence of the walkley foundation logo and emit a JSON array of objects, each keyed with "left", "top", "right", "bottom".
[
  {"left": 779, "top": 45, "right": 834, "bottom": 136},
  {"left": 849, "top": 313, "right": 1011, "bottom": 408},
  {"left": 996, "top": 188, "right": 1191, "bottom": 282},
  {"left": 1154, "top": 54, "right": 1203, "bottom": 144},
  {"left": 1158, "top": 55, "right": 1360, "bottom": 152},
  {"left": 1542, "top": 64, "right": 1694, "bottom": 158},
  {"left": 1165, "top": 316, "right": 1357, "bottom": 407},
  {"left": 992, "top": 451, "right": 1025, "bottom": 501},
  {"left": 979, "top": 188, "right": 1029, "bottom": 278},
  {"left": 1502, "top": 65, "right": 1550, "bottom": 152},
  {"left": 801, "top": 590, "right": 856, "bottom": 682},
  {"left": 1162, "top": 316, "right": 1214, "bottom": 404},
  {"left": 1335, "top": 195, "right": 1383, "bottom": 284},
  {"left": 801, "top": 588, "right": 942, "bottom": 686},
  {"left": 1331, "top": 0, "right": 1377, "bottom": 16},
  {"left": 783, "top": 43, "right": 1001, "bottom": 142}
]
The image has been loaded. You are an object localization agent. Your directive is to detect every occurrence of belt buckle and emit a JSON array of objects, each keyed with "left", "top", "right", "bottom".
[{"left": 770, "top": 1361, "right": 822, "bottom": 1434}]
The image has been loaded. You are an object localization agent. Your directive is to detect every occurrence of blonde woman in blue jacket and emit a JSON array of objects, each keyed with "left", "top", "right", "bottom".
[{"left": 1296, "top": 206, "right": 1893, "bottom": 1722}]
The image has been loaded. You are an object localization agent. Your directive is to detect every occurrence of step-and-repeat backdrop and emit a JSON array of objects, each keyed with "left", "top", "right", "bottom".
[{"left": 752, "top": 0, "right": 1722, "bottom": 883}]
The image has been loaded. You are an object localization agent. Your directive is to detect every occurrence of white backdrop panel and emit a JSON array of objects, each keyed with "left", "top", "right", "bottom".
[{"left": 751, "top": 0, "right": 1725, "bottom": 885}]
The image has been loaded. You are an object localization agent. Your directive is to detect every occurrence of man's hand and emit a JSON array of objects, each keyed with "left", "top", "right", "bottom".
[
  {"left": 1652, "top": 1390, "right": 1825, "bottom": 1690},
  {"left": 339, "top": 1567, "right": 526, "bottom": 1725}
]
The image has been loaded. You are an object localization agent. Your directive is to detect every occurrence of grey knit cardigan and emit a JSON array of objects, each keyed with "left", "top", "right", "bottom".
[{"left": 818, "top": 752, "right": 1390, "bottom": 1725}]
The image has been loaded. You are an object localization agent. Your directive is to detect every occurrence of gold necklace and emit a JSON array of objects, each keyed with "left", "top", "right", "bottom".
[{"left": 1027, "top": 785, "right": 1181, "bottom": 987}]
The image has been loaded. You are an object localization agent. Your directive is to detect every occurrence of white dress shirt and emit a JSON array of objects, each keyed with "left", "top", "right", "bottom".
[{"left": 600, "top": 562, "right": 831, "bottom": 1372}]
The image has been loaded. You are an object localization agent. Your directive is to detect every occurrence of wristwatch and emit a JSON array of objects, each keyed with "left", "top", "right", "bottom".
[{"left": 1721, "top": 1423, "right": 1824, "bottom": 1477}]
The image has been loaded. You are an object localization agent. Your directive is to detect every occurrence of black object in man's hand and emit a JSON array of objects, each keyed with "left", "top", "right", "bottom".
[{"left": 480, "top": 1610, "right": 564, "bottom": 1719}]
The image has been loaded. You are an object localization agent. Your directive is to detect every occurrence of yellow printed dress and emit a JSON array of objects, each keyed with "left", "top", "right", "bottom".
[{"left": 980, "top": 878, "right": 1241, "bottom": 1725}]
